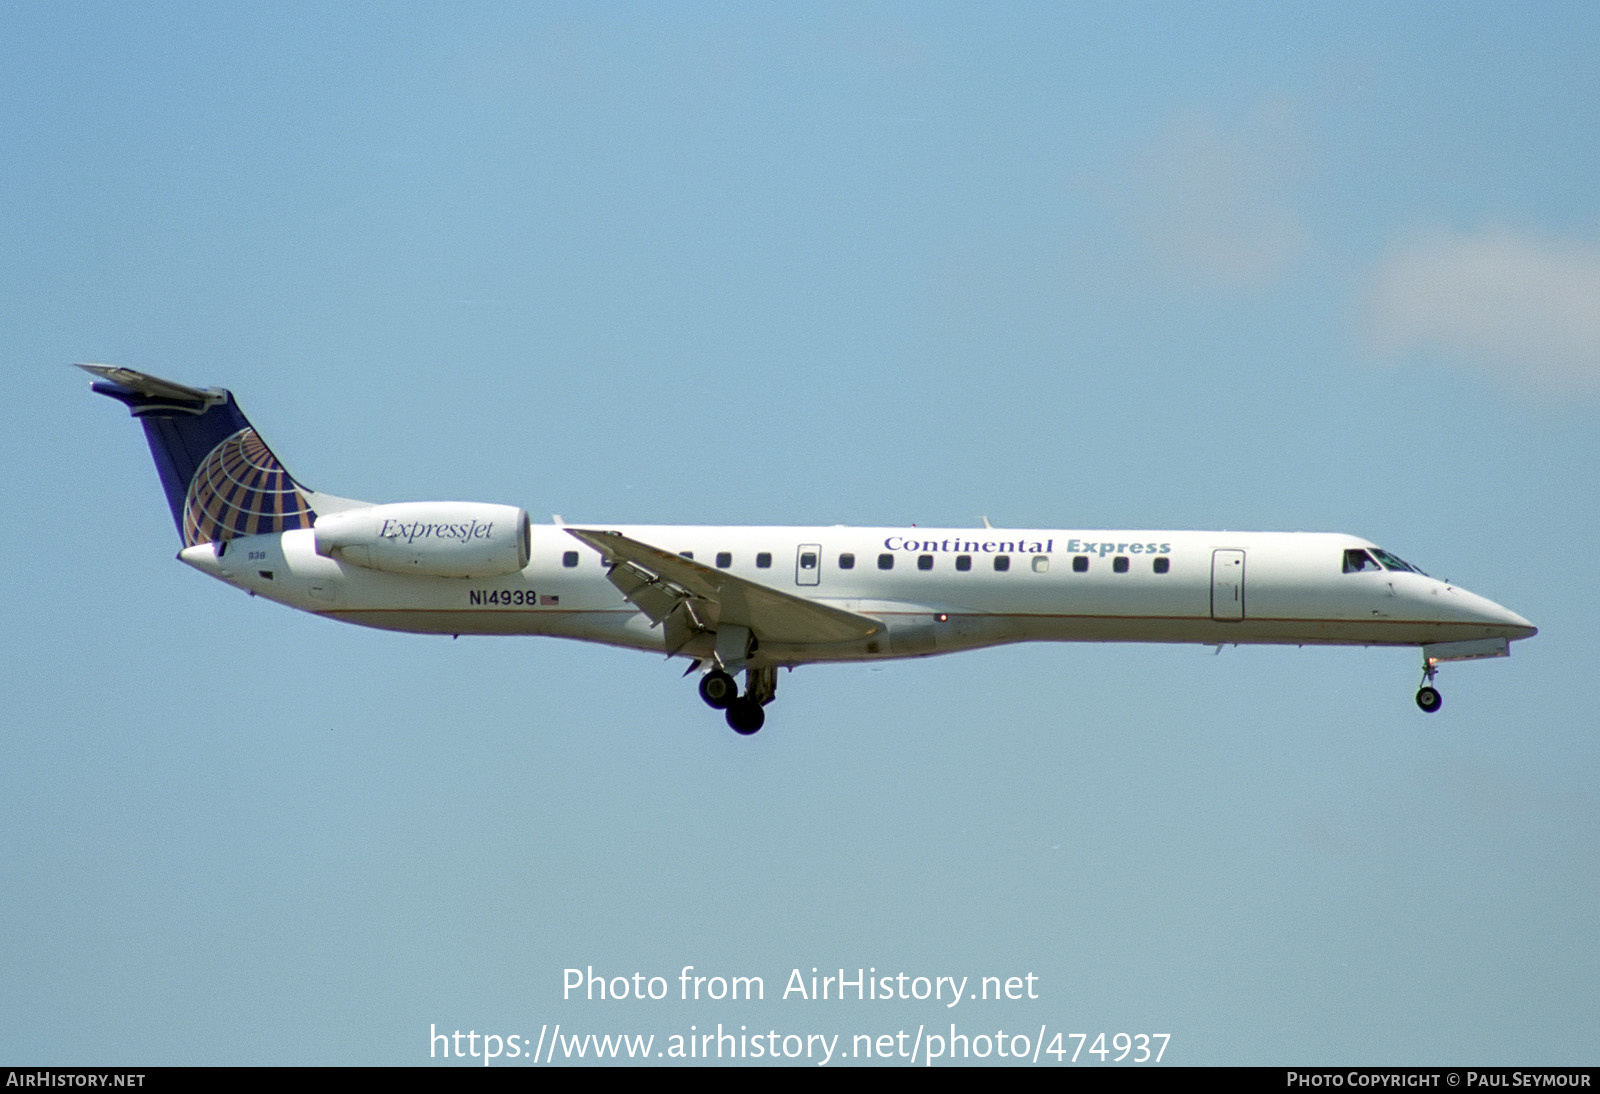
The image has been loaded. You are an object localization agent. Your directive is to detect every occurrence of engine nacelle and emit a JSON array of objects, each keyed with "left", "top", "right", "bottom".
[{"left": 313, "top": 502, "right": 531, "bottom": 579}]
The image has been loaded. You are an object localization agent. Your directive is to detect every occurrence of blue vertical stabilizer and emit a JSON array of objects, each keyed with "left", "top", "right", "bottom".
[{"left": 81, "top": 364, "right": 317, "bottom": 546}]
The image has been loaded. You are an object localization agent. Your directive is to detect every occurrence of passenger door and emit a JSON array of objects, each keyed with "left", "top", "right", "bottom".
[{"left": 1211, "top": 549, "right": 1245, "bottom": 621}]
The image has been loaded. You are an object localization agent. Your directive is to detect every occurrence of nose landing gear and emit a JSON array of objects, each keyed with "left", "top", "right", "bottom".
[{"left": 1416, "top": 656, "right": 1443, "bottom": 714}]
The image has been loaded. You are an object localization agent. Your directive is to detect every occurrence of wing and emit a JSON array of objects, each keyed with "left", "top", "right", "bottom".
[{"left": 564, "top": 527, "right": 882, "bottom": 655}]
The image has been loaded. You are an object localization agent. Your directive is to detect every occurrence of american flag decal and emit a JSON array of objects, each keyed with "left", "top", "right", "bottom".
[{"left": 540, "top": 594, "right": 559, "bottom": 606}]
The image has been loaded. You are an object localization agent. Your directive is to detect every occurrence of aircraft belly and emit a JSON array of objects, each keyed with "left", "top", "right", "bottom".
[
  {"left": 784, "top": 612, "right": 1517, "bottom": 660},
  {"left": 318, "top": 606, "right": 651, "bottom": 644}
]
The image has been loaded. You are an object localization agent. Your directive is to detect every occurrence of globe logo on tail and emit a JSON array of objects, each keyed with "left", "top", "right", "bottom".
[{"left": 181, "top": 428, "right": 316, "bottom": 547}]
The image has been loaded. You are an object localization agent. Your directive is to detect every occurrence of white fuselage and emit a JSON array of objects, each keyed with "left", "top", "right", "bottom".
[{"left": 179, "top": 523, "right": 1536, "bottom": 669}]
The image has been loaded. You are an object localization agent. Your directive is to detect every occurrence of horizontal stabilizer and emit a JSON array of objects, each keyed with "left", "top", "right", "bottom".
[{"left": 77, "top": 364, "right": 221, "bottom": 409}]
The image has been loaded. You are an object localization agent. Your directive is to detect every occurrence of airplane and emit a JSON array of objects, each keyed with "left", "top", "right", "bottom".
[{"left": 81, "top": 364, "right": 1537, "bottom": 735}]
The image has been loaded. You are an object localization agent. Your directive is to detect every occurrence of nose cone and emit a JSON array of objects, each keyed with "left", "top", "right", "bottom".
[
  {"left": 1492, "top": 603, "right": 1537, "bottom": 641},
  {"left": 1451, "top": 585, "right": 1537, "bottom": 640}
]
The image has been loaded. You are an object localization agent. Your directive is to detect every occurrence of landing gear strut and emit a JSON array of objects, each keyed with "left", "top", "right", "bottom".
[{"left": 1416, "top": 656, "right": 1443, "bottom": 714}]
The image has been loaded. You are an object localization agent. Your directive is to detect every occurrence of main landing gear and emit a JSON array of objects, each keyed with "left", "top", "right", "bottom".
[
  {"left": 1416, "top": 656, "right": 1443, "bottom": 714},
  {"left": 695, "top": 664, "right": 777, "bottom": 735},
  {"left": 698, "top": 670, "right": 738, "bottom": 709}
]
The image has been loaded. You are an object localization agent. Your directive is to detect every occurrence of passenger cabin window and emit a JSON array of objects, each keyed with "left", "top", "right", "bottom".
[
  {"left": 562, "top": 551, "right": 579, "bottom": 568},
  {"left": 756, "top": 552, "right": 772, "bottom": 569},
  {"left": 679, "top": 551, "right": 694, "bottom": 560},
  {"left": 1153, "top": 557, "right": 1170, "bottom": 574},
  {"left": 1113, "top": 556, "right": 1129, "bottom": 573},
  {"left": 955, "top": 555, "right": 972, "bottom": 571},
  {"left": 1343, "top": 549, "right": 1381, "bottom": 573},
  {"left": 1072, "top": 555, "right": 1089, "bottom": 573},
  {"left": 994, "top": 555, "right": 1010, "bottom": 572},
  {"left": 799, "top": 551, "right": 818, "bottom": 571},
  {"left": 716, "top": 551, "right": 732, "bottom": 569},
  {"left": 839, "top": 553, "right": 855, "bottom": 570},
  {"left": 878, "top": 553, "right": 894, "bottom": 570},
  {"left": 1032, "top": 556, "right": 1049, "bottom": 573},
  {"left": 918, "top": 554, "right": 934, "bottom": 571}
]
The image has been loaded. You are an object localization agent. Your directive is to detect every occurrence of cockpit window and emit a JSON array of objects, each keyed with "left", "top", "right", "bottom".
[
  {"left": 1343, "top": 548, "right": 1381, "bottom": 573},
  {"left": 1370, "top": 548, "right": 1425, "bottom": 575}
]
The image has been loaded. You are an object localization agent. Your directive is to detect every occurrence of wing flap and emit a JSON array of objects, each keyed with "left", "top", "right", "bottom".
[{"left": 565, "top": 528, "right": 881, "bottom": 646}]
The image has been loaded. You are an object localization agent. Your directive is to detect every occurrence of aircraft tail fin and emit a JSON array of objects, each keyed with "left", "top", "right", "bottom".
[{"left": 80, "top": 364, "right": 319, "bottom": 547}]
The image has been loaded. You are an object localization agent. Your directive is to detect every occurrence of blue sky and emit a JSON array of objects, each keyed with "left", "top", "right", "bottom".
[{"left": 4, "top": 2, "right": 1597, "bottom": 1065}]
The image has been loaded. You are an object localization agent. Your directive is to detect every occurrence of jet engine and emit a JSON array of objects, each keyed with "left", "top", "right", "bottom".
[{"left": 313, "top": 502, "right": 531, "bottom": 579}]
